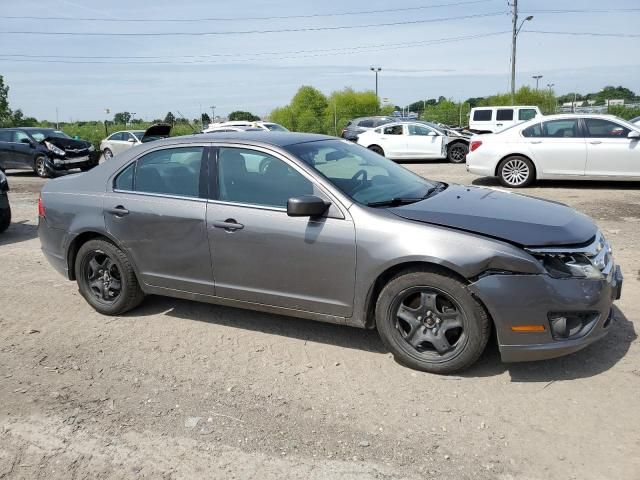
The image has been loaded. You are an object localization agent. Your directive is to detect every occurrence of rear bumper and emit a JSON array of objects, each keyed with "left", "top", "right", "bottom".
[
  {"left": 38, "top": 217, "right": 70, "bottom": 278},
  {"left": 469, "top": 266, "right": 623, "bottom": 362}
]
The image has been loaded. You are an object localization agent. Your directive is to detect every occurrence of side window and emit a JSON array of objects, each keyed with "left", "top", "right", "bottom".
[
  {"left": 122, "top": 133, "right": 133, "bottom": 142},
  {"left": 542, "top": 120, "right": 580, "bottom": 138},
  {"left": 408, "top": 124, "right": 431, "bottom": 136},
  {"left": 383, "top": 125, "right": 403, "bottom": 135},
  {"left": 519, "top": 109, "right": 537, "bottom": 121},
  {"left": 0, "top": 131, "right": 12, "bottom": 142},
  {"left": 358, "top": 120, "right": 374, "bottom": 128},
  {"left": 496, "top": 109, "right": 514, "bottom": 121},
  {"left": 133, "top": 147, "right": 204, "bottom": 197},
  {"left": 522, "top": 123, "right": 542, "bottom": 138},
  {"left": 473, "top": 109, "right": 492, "bottom": 121},
  {"left": 217, "top": 147, "right": 314, "bottom": 208},
  {"left": 584, "top": 119, "right": 630, "bottom": 138},
  {"left": 13, "top": 131, "right": 30, "bottom": 143},
  {"left": 109, "top": 132, "right": 123, "bottom": 141},
  {"left": 114, "top": 162, "right": 135, "bottom": 191}
]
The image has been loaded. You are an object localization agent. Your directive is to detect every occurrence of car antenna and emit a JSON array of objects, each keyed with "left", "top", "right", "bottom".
[{"left": 176, "top": 110, "right": 198, "bottom": 133}]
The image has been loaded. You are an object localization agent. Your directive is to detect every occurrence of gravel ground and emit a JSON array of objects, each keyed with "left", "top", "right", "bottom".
[{"left": 0, "top": 165, "right": 639, "bottom": 480}]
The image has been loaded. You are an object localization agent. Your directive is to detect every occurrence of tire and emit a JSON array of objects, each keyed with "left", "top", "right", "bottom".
[
  {"left": 497, "top": 155, "right": 535, "bottom": 188},
  {"left": 368, "top": 145, "right": 385, "bottom": 156},
  {"left": 103, "top": 148, "right": 113, "bottom": 160},
  {"left": 447, "top": 142, "right": 469, "bottom": 164},
  {"left": 34, "top": 156, "right": 50, "bottom": 178},
  {"left": 375, "top": 269, "right": 490, "bottom": 374},
  {"left": 0, "top": 205, "right": 10, "bottom": 234},
  {"left": 75, "top": 239, "right": 144, "bottom": 315}
]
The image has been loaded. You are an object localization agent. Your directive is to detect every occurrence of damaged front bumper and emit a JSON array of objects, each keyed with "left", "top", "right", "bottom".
[
  {"left": 45, "top": 152, "right": 99, "bottom": 173},
  {"left": 469, "top": 265, "right": 623, "bottom": 362}
]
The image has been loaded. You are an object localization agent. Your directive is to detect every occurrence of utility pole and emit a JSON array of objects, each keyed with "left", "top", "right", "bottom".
[
  {"left": 370, "top": 67, "right": 381, "bottom": 112},
  {"left": 210, "top": 105, "right": 216, "bottom": 122},
  {"left": 532, "top": 75, "right": 543, "bottom": 90},
  {"left": 510, "top": 0, "right": 533, "bottom": 102}
]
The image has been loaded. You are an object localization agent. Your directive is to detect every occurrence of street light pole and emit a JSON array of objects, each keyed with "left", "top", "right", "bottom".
[
  {"left": 547, "top": 83, "right": 555, "bottom": 114},
  {"left": 510, "top": 0, "right": 533, "bottom": 102},
  {"left": 370, "top": 67, "right": 381, "bottom": 112},
  {"left": 532, "top": 75, "right": 543, "bottom": 90}
]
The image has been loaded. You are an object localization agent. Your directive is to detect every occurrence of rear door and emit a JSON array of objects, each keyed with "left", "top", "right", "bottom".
[
  {"left": 0, "top": 130, "right": 13, "bottom": 169},
  {"left": 523, "top": 118, "right": 587, "bottom": 176},
  {"left": 9, "top": 130, "right": 36, "bottom": 169},
  {"left": 104, "top": 144, "right": 215, "bottom": 295},
  {"left": 495, "top": 108, "right": 515, "bottom": 131},
  {"left": 583, "top": 118, "right": 640, "bottom": 178},
  {"left": 379, "top": 124, "right": 407, "bottom": 158}
]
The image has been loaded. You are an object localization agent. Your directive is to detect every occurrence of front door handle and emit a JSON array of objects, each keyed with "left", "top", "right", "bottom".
[
  {"left": 589, "top": 140, "right": 602, "bottom": 145},
  {"left": 531, "top": 140, "right": 543, "bottom": 144},
  {"left": 212, "top": 219, "right": 244, "bottom": 232},
  {"left": 106, "top": 206, "right": 129, "bottom": 216}
]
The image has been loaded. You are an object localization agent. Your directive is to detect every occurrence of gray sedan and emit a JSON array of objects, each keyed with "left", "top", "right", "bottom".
[{"left": 38, "top": 132, "right": 622, "bottom": 373}]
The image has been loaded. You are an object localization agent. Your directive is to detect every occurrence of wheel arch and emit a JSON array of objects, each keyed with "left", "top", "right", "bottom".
[
  {"left": 494, "top": 152, "right": 537, "bottom": 178},
  {"left": 66, "top": 230, "right": 138, "bottom": 281}
]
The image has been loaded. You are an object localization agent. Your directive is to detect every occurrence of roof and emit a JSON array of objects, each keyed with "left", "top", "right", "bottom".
[{"left": 160, "top": 131, "right": 335, "bottom": 148}]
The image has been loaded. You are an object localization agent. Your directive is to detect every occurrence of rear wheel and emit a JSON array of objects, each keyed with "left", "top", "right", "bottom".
[
  {"left": 34, "top": 156, "right": 50, "bottom": 178},
  {"left": 447, "top": 142, "right": 469, "bottom": 164},
  {"left": 368, "top": 145, "right": 385, "bottom": 156},
  {"left": 0, "top": 204, "right": 10, "bottom": 233},
  {"left": 75, "top": 239, "right": 144, "bottom": 315},
  {"left": 498, "top": 155, "right": 535, "bottom": 188},
  {"left": 376, "top": 269, "right": 490, "bottom": 374}
]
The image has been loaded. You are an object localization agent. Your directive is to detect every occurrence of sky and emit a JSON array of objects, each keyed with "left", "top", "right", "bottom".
[{"left": 1, "top": 0, "right": 639, "bottom": 121}]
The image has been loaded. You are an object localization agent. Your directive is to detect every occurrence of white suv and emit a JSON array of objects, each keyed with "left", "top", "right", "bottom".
[
  {"left": 204, "top": 121, "right": 288, "bottom": 133},
  {"left": 469, "top": 106, "right": 542, "bottom": 134}
]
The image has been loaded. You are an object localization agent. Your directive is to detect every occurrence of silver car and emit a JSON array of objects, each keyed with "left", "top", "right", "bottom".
[{"left": 38, "top": 132, "right": 623, "bottom": 373}]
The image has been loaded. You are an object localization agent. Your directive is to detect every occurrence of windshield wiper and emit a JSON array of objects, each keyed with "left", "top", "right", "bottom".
[{"left": 366, "top": 197, "right": 425, "bottom": 208}]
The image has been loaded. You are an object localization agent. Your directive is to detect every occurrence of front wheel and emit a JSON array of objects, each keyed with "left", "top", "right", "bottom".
[
  {"left": 75, "top": 239, "right": 144, "bottom": 315},
  {"left": 34, "top": 156, "right": 50, "bottom": 178},
  {"left": 103, "top": 148, "right": 113, "bottom": 160},
  {"left": 498, "top": 156, "right": 535, "bottom": 188},
  {"left": 368, "top": 145, "right": 385, "bottom": 156},
  {"left": 447, "top": 142, "right": 469, "bottom": 164},
  {"left": 376, "top": 269, "right": 490, "bottom": 374}
]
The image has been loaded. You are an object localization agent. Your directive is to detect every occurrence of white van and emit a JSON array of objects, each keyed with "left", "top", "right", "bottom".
[{"left": 468, "top": 106, "right": 542, "bottom": 133}]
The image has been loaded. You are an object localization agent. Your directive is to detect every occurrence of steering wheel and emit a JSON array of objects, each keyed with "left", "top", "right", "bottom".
[{"left": 350, "top": 169, "right": 368, "bottom": 194}]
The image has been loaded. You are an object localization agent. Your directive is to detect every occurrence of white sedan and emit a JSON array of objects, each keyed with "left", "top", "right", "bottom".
[
  {"left": 466, "top": 114, "right": 640, "bottom": 187},
  {"left": 357, "top": 122, "right": 448, "bottom": 161}
]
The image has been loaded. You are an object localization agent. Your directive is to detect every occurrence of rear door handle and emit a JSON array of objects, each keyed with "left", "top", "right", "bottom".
[
  {"left": 211, "top": 219, "right": 244, "bottom": 232},
  {"left": 106, "top": 206, "right": 129, "bottom": 216},
  {"left": 589, "top": 140, "right": 602, "bottom": 145}
]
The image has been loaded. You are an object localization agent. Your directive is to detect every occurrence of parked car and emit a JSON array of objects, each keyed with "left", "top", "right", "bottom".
[
  {"left": 0, "top": 127, "right": 99, "bottom": 178},
  {"left": 416, "top": 121, "right": 472, "bottom": 163},
  {"left": 466, "top": 114, "right": 640, "bottom": 187},
  {"left": 468, "top": 106, "right": 542, "bottom": 133},
  {"left": 357, "top": 121, "right": 451, "bottom": 161},
  {"left": 204, "top": 121, "right": 288, "bottom": 133},
  {"left": 38, "top": 131, "right": 622, "bottom": 373},
  {"left": 341, "top": 116, "right": 396, "bottom": 141},
  {"left": 100, "top": 124, "right": 172, "bottom": 159},
  {"left": 0, "top": 170, "right": 10, "bottom": 233}
]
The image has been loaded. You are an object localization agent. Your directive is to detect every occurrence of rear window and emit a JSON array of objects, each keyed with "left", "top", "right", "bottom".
[
  {"left": 358, "top": 120, "right": 374, "bottom": 128},
  {"left": 496, "top": 109, "right": 514, "bottom": 121},
  {"left": 473, "top": 110, "right": 492, "bottom": 121}
]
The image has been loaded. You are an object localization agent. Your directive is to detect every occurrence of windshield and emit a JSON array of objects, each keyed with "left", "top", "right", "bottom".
[
  {"left": 285, "top": 139, "right": 437, "bottom": 205},
  {"left": 264, "top": 123, "right": 289, "bottom": 132},
  {"left": 132, "top": 131, "right": 146, "bottom": 140},
  {"left": 29, "top": 129, "right": 71, "bottom": 142}
]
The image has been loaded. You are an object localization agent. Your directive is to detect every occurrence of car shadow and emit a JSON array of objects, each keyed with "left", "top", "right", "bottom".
[
  {"left": 463, "top": 306, "right": 636, "bottom": 382},
  {"left": 472, "top": 176, "right": 640, "bottom": 190},
  {"left": 127, "top": 295, "right": 387, "bottom": 354},
  {"left": 0, "top": 221, "right": 38, "bottom": 246}
]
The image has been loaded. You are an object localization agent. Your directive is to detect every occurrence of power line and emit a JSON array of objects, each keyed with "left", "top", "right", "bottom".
[
  {"left": 526, "top": 30, "right": 640, "bottom": 38},
  {"left": 0, "top": 11, "right": 508, "bottom": 36},
  {"left": 0, "top": 32, "right": 509, "bottom": 65},
  {"left": 2, "top": 0, "right": 494, "bottom": 22},
  {"left": 523, "top": 8, "right": 640, "bottom": 14}
]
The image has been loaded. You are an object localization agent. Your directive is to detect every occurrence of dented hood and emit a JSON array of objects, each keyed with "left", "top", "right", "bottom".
[
  {"left": 42, "top": 136, "right": 91, "bottom": 150},
  {"left": 389, "top": 184, "right": 597, "bottom": 247}
]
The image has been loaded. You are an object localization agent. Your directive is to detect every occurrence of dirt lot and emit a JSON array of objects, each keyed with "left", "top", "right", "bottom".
[{"left": 1, "top": 165, "right": 639, "bottom": 480}]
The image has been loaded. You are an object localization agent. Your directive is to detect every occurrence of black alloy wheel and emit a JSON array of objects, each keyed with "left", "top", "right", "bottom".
[{"left": 447, "top": 142, "right": 469, "bottom": 164}]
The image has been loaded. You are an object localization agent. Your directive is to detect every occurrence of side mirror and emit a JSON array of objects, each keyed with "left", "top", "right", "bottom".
[
  {"left": 628, "top": 130, "right": 640, "bottom": 139},
  {"left": 287, "top": 195, "right": 330, "bottom": 218}
]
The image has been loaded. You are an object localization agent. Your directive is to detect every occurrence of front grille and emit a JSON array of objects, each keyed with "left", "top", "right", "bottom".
[{"left": 64, "top": 148, "right": 90, "bottom": 158}]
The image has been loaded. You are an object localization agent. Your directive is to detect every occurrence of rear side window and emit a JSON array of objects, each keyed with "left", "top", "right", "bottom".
[
  {"left": 473, "top": 110, "right": 492, "bottom": 121},
  {"left": 519, "top": 109, "right": 537, "bottom": 121},
  {"left": 496, "top": 109, "right": 514, "bottom": 121},
  {"left": 374, "top": 118, "right": 392, "bottom": 127},
  {"left": 114, "top": 147, "right": 205, "bottom": 197},
  {"left": 522, "top": 123, "right": 543, "bottom": 137},
  {"left": 542, "top": 119, "right": 580, "bottom": 138},
  {"left": 584, "top": 118, "right": 630, "bottom": 138},
  {"left": 383, "top": 125, "right": 403, "bottom": 135},
  {"left": 0, "top": 131, "right": 12, "bottom": 142},
  {"left": 358, "top": 120, "right": 374, "bottom": 128}
]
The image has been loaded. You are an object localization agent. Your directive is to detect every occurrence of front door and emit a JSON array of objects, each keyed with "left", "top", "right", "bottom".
[
  {"left": 405, "top": 124, "right": 443, "bottom": 159},
  {"left": 104, "top": 145, "right": 215, "bottom": 295},
  {"left": 206, "top": 146, "right": 356, "bottom": 317},
  {"left": 524, "top": 118, "right": 587, "bottom": 176},
  {"left": 583, "top": 118, "right": 640, "bottom": 178}
]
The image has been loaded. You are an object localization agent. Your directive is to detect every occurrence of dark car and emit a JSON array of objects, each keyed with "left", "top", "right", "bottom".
[
  {"left": 0, "top": 127, "right": 99, "bottom": 178},
  {"left": 38, "top": 131, "right": 622, "bottom": 374},
  {"left": 341, "top": 116, "right": 396, "bottom": 141},
  {"left": 0, "top": 170, "right": 10, "bottom": 233}
]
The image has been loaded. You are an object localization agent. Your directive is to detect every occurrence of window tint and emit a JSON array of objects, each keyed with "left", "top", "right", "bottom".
[
  {"left": 473, "top": 109, "right": 492, "bottom": 121},
  {"left": 109, "top": 132, "right": 123, "bottom": 141},
  {"left": 496, "top": 109, "right": 514, "bottom": 121},
  {"left": 542, "top": 119, "right": 580, "bottom": 138},
  {"left": 383, "top": 125, "right": 403, "bottom": 135},
  {"left": 584, "top": 118, "right": 630, "bottom": 138},
  {"left": 519, "top": 109, "right": 537, "bottom": 121},
  {"left": 358, "top": 120, "right": 374, "bottom": 128},
  {"left": 522, "top": 123, "right": 543, "bottom": 137},
  {"left": 0, "top": 131, "right": 12, "bottom": 142},
  {"left": 114, "top": 162, "right": 135, "bottom": 190},
  {"left": 133, "top": 147, "right": 204, "bottom": 197},
  {"left": 217, "top": 148, "right": 313, "bottom": 208},
  {"left": 408, "top": 124, "right": 432, "bottom": 136},
  {"left": 374, "top": 118, "right": 392, "bottom": 127}
]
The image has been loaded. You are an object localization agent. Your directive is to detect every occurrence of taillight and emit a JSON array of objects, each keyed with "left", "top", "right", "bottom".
[
  {"left": 470, "top": 140, "right": 483, "bottom": 152},
  {"left": 38, "top": 197, "right": 46, "bottom": 217}
]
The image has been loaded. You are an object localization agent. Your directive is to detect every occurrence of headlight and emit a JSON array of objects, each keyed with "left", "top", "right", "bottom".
[
  {"left": 88, "top": 145, "right": 95, "bottom": 152},
  {"left": 533, "top": 253, "right": 603, "bottom": 280},
  {"left": 44, "top": 141, "right": 66, "bottom": 156}
]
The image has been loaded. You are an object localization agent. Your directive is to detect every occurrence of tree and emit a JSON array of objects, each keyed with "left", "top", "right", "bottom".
[
  {"left": 323, "top": 88, "right": 379, "bottom": 135},
  {"left": 201, "top": 112, "right": 211, "bottom": 126},
  {"left": 113, "top": 112, "right": 132, "bottom": 124},
  {"left": 164, "top": 111, "right": 176, "bottom": 125},
  {"left": 479, "top": 86, "right": 557, "bottom": 114},
  {"left": 0, "top": 75, "right": 12, "bottom": 127},
  {"left": 228, "top": 111, "right": 259, "bottom": 121}
]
